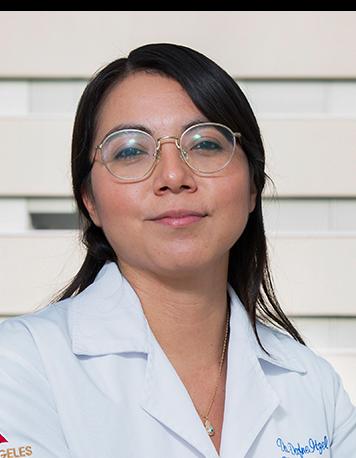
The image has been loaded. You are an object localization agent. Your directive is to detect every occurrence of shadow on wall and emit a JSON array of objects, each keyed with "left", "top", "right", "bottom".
[{"left": 31, "top": 212, "right": 79, "bottom": 229}]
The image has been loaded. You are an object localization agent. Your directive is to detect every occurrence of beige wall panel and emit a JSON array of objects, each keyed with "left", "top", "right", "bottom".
[
  {"left": 0, "top": 117, "right": 73, "bottom": 196},
  {"left": 0, "top": 231, "right": 84, "bottom": 315},
  {"left": 1, "top": 117, "right": 355, "bottom": 197},
  {"left": 0, "top": 232, "right": 355, "bottom": 316},
  {"left": 268, "top": 234, "right": 356, "bottom": 316},
  {"left": 261, "top": 118, "right": 356, "bottom": 197},
  {"left": 1, "top": 12, "right": 356, "bottom": 78}
]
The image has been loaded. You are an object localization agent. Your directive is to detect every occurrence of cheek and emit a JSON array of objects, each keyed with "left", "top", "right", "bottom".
[
  {"left": 216, "top": 169, "right": 254, "bottom": 242},
  {"left": 221, "top": 155, "right": 253, "bottom": 207},
  {"left": 93, "top": 190, "right": 140, "bottom": 259},
  {"left": 98, "top": 194, "right": 136, "bottom": 232},
  {"left": 90, "top": 172, "right": 141, "bottom": 233}
]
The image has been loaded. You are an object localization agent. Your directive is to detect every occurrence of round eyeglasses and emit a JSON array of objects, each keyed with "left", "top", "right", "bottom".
[{"left": 93, "top": 122, "right": 242, "bottom": 181}]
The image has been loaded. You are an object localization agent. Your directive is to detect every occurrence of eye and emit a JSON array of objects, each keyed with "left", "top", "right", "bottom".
[
  {"left": 193, "top": 140, "right": 222, "bottom": 151},
  {"left": 187, "top": 138, "right": 224, "bottom": 156},
  {"left": 112, "top": 146, "right": 149, "bottom": 161}
]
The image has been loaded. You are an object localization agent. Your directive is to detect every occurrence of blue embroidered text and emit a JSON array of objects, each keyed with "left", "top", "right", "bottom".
[{"left": 276, "top": 435, "right": 329, "bottom": 457}]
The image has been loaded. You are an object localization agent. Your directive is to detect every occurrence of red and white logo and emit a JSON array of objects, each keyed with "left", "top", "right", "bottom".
[{"left": 0, "top": 433, "right": 8, "bottom": 443}]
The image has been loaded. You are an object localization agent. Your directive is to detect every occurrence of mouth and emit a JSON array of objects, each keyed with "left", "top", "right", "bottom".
[{"left": 148, "top": 210, "right": 208, "bottom": 228}]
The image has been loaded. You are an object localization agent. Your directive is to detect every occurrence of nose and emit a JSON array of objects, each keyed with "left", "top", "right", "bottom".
[{"left": 152, "top": 137, "right": 198, "bottom": 195}]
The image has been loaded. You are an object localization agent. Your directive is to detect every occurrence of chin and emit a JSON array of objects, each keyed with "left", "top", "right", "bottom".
[{"left": 150, "top": 252, "right": 226, "bottom": 278}]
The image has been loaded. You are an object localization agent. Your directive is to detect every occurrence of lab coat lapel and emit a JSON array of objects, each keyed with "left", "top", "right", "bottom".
[
  {"left": 69, "top": 262, "right": 149, "bottom": 356},
  {"left": 140, "top": 328, "right": 219, "bottom": 458},
  {"left": 219, "top": 287, "right": 280, "bottom": 458}
]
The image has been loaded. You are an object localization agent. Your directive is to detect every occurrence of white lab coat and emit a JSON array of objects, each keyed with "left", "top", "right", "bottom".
[{"left": 0, "top": 261, "right": 355, "bottom": 458}]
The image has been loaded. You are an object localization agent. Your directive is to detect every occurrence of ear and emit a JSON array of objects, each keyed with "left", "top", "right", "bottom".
[{"left": 81, "top": 186, "right": 102, "bottom": 227}]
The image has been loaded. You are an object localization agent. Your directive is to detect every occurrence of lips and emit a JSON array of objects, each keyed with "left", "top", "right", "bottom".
[{"left": 149, "top": 209, "right": 207, "bottom": 227}]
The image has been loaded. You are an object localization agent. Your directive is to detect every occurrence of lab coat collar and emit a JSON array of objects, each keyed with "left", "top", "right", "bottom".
[
  {"left": 69, "top": 261, "right": 150, "bottom": 356},
  {"left": 68, "top": 261, "right": 306, "bottom": 375},
  {"left": 227, "top": 285, "right": 306, "bottom": 375}
]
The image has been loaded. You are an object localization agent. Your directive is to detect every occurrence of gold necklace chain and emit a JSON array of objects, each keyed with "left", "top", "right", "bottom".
[{"left": 199, "top": 303, "right": 230, "bottom": 436}]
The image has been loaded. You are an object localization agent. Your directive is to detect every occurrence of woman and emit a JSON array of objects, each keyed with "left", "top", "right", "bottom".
[{"left": 0, "top": 43, "right": 355, "bottom": 458}]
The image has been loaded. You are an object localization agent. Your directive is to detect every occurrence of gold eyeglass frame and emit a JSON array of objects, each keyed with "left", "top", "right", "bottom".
[{"left": 93, "top": 122, "right": 242, "bottom": 182}]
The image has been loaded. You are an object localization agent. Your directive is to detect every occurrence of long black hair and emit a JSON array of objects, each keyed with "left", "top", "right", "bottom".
[{"left": 52, "top": 43, "right": 305, "bottom": 351}]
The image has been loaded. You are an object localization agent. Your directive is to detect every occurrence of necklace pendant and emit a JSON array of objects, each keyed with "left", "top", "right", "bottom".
[{"left": 204, "top": 419, "right": 215, "bottom": 436}]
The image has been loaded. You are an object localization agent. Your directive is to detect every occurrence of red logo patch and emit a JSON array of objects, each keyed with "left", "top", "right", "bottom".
[{"left": 0, "top": 433, "right": 8, "bottom": 443}]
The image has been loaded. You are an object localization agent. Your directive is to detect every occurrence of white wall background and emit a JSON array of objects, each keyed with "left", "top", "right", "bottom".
[{"left": 0, "top": 11, "right": 355, "bottom": 401}]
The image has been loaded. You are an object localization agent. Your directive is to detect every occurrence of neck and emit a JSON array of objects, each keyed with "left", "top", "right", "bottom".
[{"left": 118, "top": 259, "right": 230, "bottom": 373}]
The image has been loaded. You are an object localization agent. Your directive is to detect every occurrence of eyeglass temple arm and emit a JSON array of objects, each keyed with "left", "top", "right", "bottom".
[{"left": 85, "top": 146, "right": 101, "bottom": 175}]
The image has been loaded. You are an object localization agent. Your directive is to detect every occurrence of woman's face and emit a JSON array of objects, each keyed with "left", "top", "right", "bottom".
[{"left": 83, "top": 72, "right": 257, "bottom": 279}]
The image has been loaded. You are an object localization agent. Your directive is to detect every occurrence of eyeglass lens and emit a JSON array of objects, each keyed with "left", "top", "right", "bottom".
[{"left": 100, "top": 124, "right": 236, "bottom": 179}]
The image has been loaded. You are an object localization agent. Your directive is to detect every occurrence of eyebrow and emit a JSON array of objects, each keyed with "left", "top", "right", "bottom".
[{"left": 101, "top": 118, "right": 210, "bottom": 140}]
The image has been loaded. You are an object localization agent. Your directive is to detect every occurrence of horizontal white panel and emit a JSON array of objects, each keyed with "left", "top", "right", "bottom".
[
  {"left": 263, "top": 199, "right": 356, "bottom": 232},
  {"left": 0, "top": 81, "right": 29, "bottom": 115},
  {"left": 241, "top": 81, "right": 356, "bottom": 116},
  {"left": 0, "top": 231, "right": 355, "bottom": 317},
  {"left": 1, "top": 117, "right": 355, "bottom": 197},
  {"left": 263, "top": 200, "right": 330, "bottom": 233},
  {"left": 291, "top": 317, "right": 356, "bottom": 349},
  {"left": 0, "top": 231, "right": 85, "bottom": 314},
  {"left": 3, "top": 80, "right": 356, "bottom": 118},
  {"left": 29, "top": 80, "right": 86, "bottom": 114},
  {"left": 268, "top": 233, "right": 356, "bottom": 316},
  {"left": 0, "top": 198, "right": 31, "bottom": 232},
  {"left": 0, "top": 12, "right": 356, "bottom": 78},
  {"left": 240, "top": 81, "right": 327, "bottom": 115},
  {"left": 27, "top": 197, "right": 76, "bottom": 214},
  {"left": 325, "top": 82, "right": 356, "bottom": 115},
  {"left": 329, "top": 200, "right": 356, "bottom": 230},
  {"left": 0, "top": 117, "right": 73, "bottom": 196}
]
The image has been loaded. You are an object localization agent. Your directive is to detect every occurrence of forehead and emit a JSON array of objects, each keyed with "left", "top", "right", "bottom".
[{"left": 95, "top": 72, "right": 206, "bottom": 141}]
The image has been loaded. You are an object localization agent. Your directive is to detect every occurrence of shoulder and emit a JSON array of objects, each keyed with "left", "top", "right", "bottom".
[
  {"left": 0, "top": 298, "right": 73, "bottom": 369},
  {"left": 259, "top": 322, "right": 356, "bottom": 415},
  {"left": 259, "top": 323, "right": 356, "bottom": 451},
  {"left": 0, "top": 298, "right": 75, "bottom": 406},
  {"left": 0, "top": 304, "right": 73, "bottom": 456},
  {"left": 258, "top": 321, "right": 348, "bottom": 395},
  {"left": 0, "top": 298, "right": 73, "bottom": 335}
]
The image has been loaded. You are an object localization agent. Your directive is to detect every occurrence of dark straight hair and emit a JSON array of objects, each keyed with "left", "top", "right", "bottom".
[{"left": 52, "top": 43, "right": 305, "bottom": 351}]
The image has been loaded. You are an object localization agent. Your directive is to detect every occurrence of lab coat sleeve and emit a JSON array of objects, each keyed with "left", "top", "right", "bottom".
[
  {"left": 318, "top": 356, "right": 356, "bottom": 455},
  {"left": 0, "top": 317, "right": 71, "bottom": 458}
]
